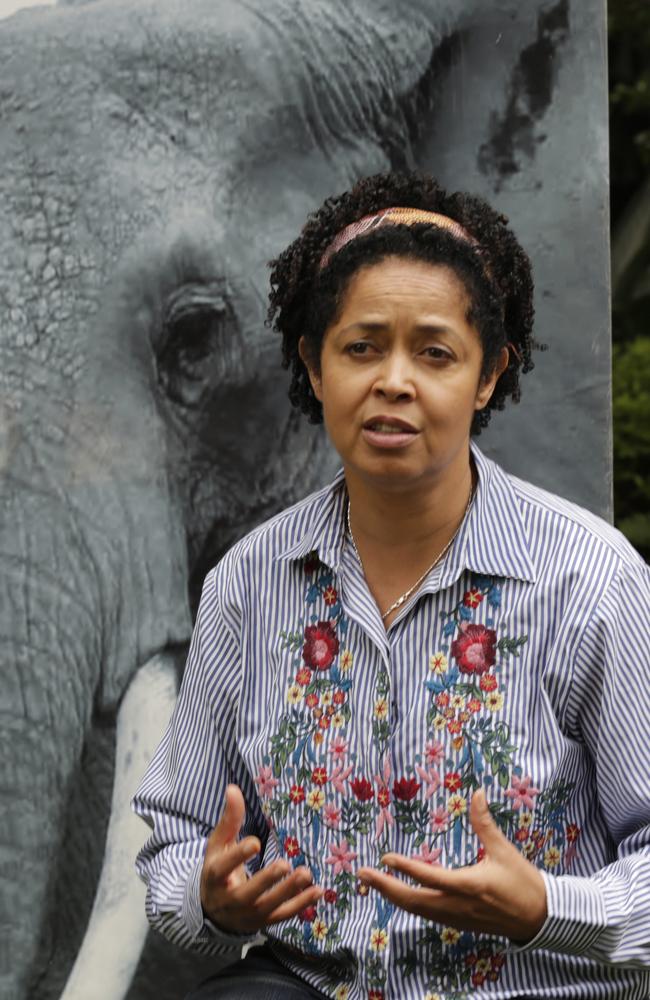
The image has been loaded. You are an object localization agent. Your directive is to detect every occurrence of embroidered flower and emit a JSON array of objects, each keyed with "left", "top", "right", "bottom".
[
  {"left": 340, "top": 649, "right": 353, "bottom": 672},
  {"left": 307, "top": 788, "right": 325, "bottom": 811},
  {"left": 368, "top": 991, "right": 384, "bottom": 1000},
  {"left": 433, "top": 714, "right": 447, "bottom": 731},
  {"left": 447, "top": 793, "right": 467, "bottom": 818},
  {"left": 450, "top": 694, "right": 465, "bottom": 710},
  {"left": 306, "top": 692, "right": 319, "bottom": 709},
  {"left": 444, "top": 771, "right": 462, "bottom": 792},
  {"left": 463, "top": 588, "right": 484, "bottom": 608},
  {"left": 369, "top": 927, "right": 388, "bottom": 952},
  {"left": 435, "top": 691, "right": 450, "bottom": 708},
  {"left": 374, "top": 698, "right": 389, "bottom": 720},
  {"left": 255, "top": 765, "right": 279, "bottom": 798},
  {"left": 304, "top": 553, "right": 320, "bottom": 575},
  {"left": 479, "top": 673, "right": 498, "bottom": 692},
  {"left": 430, "top": 806, "right": 450, "bottom": 833},
  {"left": 424, "top": 740, "right": 445, "bottom": 765},
  {"left": 295, "top": 667, "right": 312, "bottom": 686},
  {"left": 393, "top": 777, "right": 421, "bottom": 801},
  {"left": 447, "top": 719, "right": 462, "bottom": 734},
  {"left": 318, "top": 715, "right": 331, "bottom": 730},
  {"left": 377, "top": 786, "right": 391, "bottom": 808},
  {"left": 412, "top": 843, "right": 442, "bottom": 865},
  {"left": 424, "top": 993, "right": 443, "bottom": 1000},
  {"left": 451, "top": 623, "right": 497, "bottom": 675},
  {"left": 429, "top": 652, "right": 448, "bottom": 674},
  {"left": 290, "top": 784, "right": 305, "bottom": 804},
  {"left": 515, "top": 827, "right": 529, "bottom": 843},
  {"left": 441, "top": 926, "right": 461, "bottom": 945},
  {"left": 415, "top": 765, "right": 441, "bottom": 799},
  {"left": 313, "top": 731, "right": 324, "bottom": 745},
  {"left": 330, "top": 764, "right": 353, "bottom": 794},
  {"left": 467, "top": 697, "right": 482, "bottom": 713},
  {"left": 324, "top": 888, "right": 338, "bottom": 904},
  {"left": 328, "top": 735, "right": 348, "bottom": 762},
  {"left": 356, "top": 879, "right": 370, "bottom": 897},
  {"left": 505, "top": 774, "right": 540, "bottom": 810},
  {"left": 312, "top": 766, "right": 328, "bottom": 786},
  {"left": 350, "top": 777, "right": 374, "bottom": 801},
  {"left": 544, "top": 845, "right": 561, "bottom": 868},
  {"left": 325, "top": 838, "right": 358, "bottom": 875},
  {"left": 566, "top": 823, "right": 580, "bottom": 843},
  {"left": 286, "top": 684, "right": 304, "bottom": 705},
  {"left": 519, "top": 811, "right": 533, "bottom": 828},
  {"left": 323, "top": 585, "right": 338, "bottom": 606},
  {"left": 302, "top": 621, "right": 340, "bottom": 671},
  {"left": 331, "top": 711, "right": 345, "bottom": 728},
  {"left": 485, "top": 691, "right": 504, "bottom": 712},
  {"left": 451, "top": 735, "right": 464, "bottom": 751},
  {"left": 284, "top": 836, "right": 300, "bottom": 858},
  {"left": 299, "top": 904, "right": 318, "bottom": 923},
  {"left": 334, "top": 986, "right": 349, "bottom": 1000},
  {"left": 333, "top": 689, "right": 346, "bottom": 705},
  {"left": 312, "top": 917, "right": 328, "bottom": 941},
  {"left": 323, "top": 803, "right": 341, "bottom": 827}
]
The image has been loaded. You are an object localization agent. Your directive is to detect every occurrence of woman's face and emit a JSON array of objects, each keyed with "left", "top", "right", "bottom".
[{"left": 300, "top": 256, "right": 508, "bottom": 492}]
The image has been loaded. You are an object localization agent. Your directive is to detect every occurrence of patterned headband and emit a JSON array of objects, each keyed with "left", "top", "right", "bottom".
[{"left": 318, "top": 206, "right": 479, "bottom": 270}]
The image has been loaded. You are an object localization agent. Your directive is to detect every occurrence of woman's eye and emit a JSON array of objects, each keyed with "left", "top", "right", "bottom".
[
  {"left": 346, "top": 341, "right": 371, "bottom": 355},
  {"left": 424, "top": 346, "right": 451, "bottom": 361}
]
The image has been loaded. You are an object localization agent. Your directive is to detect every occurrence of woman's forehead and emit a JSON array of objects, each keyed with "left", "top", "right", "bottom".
[{"left": 337, "top": 257, "right": 471, "bottom": 314}]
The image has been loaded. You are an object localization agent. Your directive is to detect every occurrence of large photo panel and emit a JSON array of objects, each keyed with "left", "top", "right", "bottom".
[{"left": 0, "top": 1, "right": 608, "bottom": 998}]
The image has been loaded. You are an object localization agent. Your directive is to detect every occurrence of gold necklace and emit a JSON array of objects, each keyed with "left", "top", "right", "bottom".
[{"left": 346, "top": 482, "right": 476, "bottom": 621}]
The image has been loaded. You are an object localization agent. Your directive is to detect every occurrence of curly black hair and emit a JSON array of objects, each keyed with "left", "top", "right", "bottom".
[{"left": 267, "top": 172, "right": 540, "bottom": 434}]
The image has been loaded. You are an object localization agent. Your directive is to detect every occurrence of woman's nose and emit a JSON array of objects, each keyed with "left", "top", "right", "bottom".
[{"left": 372, "top": 353, "right": 416, "bottom": 400}]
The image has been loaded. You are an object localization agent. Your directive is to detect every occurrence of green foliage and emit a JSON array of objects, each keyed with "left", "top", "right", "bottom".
[
  {"left": 609, "top": 0, "right": 650, "bottom": 199},
  {"left": 609, "top": 0, "right": 650, "bottom": 559},
  {"left": 612, "top": 337, "right": 650, "bottom": 559}
]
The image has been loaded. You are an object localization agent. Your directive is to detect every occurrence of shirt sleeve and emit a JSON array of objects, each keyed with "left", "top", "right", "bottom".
[
  {"left": 515, "top": 552, "right": 650, "bottom": 968},
  {"left": 131, "top": 564, "right": 267, "bottom": 958}
]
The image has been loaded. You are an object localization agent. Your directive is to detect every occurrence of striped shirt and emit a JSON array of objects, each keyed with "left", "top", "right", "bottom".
[{"left": 133, "top": 442, "right": 650, "bottom": 1000}]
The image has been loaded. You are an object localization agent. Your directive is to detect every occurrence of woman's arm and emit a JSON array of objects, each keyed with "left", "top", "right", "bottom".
[{"left": 131, "top": 568, "right": 266, "bottom": 959}]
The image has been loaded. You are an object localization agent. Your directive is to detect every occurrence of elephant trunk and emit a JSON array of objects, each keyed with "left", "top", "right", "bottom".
[{"left": 0, "top": 492, "right": 106, "bottom": 998}]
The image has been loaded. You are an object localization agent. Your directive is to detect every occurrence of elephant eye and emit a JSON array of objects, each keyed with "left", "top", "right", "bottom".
[{"left": 157, "top": 283, "right": 242, "bottom": 408}]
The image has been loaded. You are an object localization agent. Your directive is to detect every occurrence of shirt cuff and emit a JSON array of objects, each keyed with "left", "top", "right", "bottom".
[
  {"left": 510, "top": 871, "right": 609, "bottom": 958},
  {"left": 182, "top": 859, "right": 259, "bottom": 952}
]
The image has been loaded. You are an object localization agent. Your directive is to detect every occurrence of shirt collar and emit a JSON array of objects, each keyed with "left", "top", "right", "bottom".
[{"left": 277, "top": 443, "right": 536, "bottom": 584}]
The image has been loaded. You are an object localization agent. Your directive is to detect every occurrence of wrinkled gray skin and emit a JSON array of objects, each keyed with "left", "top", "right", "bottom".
[{"left": 0, "top": 0, "right": 610, "bottom": 997}]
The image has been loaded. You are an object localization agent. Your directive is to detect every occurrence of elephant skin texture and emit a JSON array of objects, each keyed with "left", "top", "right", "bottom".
[{"left": 0, "top": 1, "right": 609, "bottom": 999}]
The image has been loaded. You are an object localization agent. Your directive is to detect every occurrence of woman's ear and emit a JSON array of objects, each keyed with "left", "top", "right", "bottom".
[
  {"left": 475, "top": 346, "right": 510, "bottom": 411},
  {"left": 298, "top": 336, "right": 323, "bottom": 402}
]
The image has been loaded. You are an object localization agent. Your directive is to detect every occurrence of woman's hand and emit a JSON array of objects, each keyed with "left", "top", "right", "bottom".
[
  {"left": 200, "top": 784, "right": 322, "bottom": 934},
  {"left": 357, "top": 788, "right": 547, "bottom": 943}
]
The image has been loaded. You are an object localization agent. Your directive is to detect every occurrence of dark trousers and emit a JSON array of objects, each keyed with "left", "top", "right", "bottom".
[{"left": 185, "top": 944, "right": 540, "bottom": 999}]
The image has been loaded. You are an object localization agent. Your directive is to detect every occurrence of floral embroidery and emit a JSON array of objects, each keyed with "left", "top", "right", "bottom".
[{"left": 265, "top": 561, "right": 582, "bottom": 995}]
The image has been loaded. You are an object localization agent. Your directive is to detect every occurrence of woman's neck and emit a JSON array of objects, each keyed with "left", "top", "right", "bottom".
[{"left": 344, "top": 453, "right": 475, "bottom": 556}]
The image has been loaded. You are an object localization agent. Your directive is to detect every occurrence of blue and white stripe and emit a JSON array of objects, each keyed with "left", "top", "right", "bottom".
[{"left": 133, "top": 442, "right": 650, "bottom": 999}]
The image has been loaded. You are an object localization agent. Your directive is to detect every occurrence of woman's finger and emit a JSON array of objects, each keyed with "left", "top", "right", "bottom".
[
  {"left": 378, "top": 854, "right": 480, "bottom": 893},
  {"left": 264, "top": 884, "right": 324, "bottom": 925},
  {"left": 356, "top": 867, "right": 446, "bottom": 919},
  {"left": 235, "top": 860, "right": 300, "bottom": 906},
  {"left": 203, "top": 836, "right": 261, "bottom": 886}
]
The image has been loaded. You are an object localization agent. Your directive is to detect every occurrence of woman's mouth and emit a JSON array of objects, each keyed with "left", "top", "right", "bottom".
[{"left": 362, "top": 418, "right": 419, "bottom": 449}]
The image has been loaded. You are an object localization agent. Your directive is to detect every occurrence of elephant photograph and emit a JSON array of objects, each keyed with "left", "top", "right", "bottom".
[{"left": 0, "top": 0, "right": 609, "bottom": 998}]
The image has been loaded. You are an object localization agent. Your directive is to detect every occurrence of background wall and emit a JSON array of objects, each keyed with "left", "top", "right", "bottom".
[{"left": 0, "top": 1, "right": 610, "bottom": 999}]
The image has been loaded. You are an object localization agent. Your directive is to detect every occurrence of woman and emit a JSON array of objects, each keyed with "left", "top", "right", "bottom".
[{"left": 133, "top": 173, "right": 650, "bottom": 1000}]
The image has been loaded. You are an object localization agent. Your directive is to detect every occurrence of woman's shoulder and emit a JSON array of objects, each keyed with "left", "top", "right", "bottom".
[
  {"left": 505, "top": 466, "right": 646, "bottom": 577},
  {"left": 204, "top": 471, "right": 344, "bottom": 593}
]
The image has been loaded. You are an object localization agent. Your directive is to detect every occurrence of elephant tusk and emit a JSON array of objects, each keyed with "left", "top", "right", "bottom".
[{"left": 60, "top": 651, "right": 180, "bottom": 1000}]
